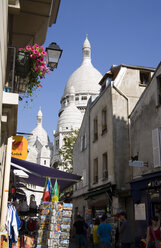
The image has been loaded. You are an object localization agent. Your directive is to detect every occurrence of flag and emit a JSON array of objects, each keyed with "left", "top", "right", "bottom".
[
  {"left": 43, "top": 178, "right": 51, "bottom": 202},
  {"left": 52, "top": 179, "right": 59, "bottom": 202}
]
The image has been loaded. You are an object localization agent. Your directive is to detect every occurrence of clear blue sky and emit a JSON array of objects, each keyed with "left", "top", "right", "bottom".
[{"left": 17, "top": 0, "right": 161, "bottom": 141}]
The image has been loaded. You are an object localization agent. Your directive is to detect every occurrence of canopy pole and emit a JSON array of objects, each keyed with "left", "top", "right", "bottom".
[{"left": 0, "top": 137, "right": 12, "bottom": 231}]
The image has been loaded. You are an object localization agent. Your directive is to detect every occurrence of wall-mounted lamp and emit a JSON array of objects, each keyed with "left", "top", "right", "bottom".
[{"left": 46, "top": 42, "right": 63, "bottom": 71}]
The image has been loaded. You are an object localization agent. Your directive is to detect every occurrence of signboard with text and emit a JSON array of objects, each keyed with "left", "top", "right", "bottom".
[{"left": 12, "top": 136, "right": 28, "bottom": 160}]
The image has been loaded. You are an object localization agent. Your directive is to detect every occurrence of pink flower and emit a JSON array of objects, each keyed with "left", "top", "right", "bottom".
[
  {"left": 35, "top": 68, "right": 39, "bottom": 71},
  {"left": 40, "top": 58, "right": 44, "bottom": 63},
  {"left": 29, "top": 54, "right": 33, "bottom": 58},
  {"left": 32, "top": 54, "right": 36, "bottom": 59},
  {"left": 26, "top": 45, "right": 31, "bottom": 50},
  {"left": 39, "top": 46, "right": 44, "bottom": 50},
  {"left": 34, "top": 50, "right": 39, "bottom": 55},
  {"left": 19, "top": 48, "right": 23, "bottom": 50},
  {"left": 34, "top": 44, "right": 39, "bottom": 48},
  {"left": 42, "top": 51, "right": 47, "bottom": 56},
  {"left": 39, "top": 84, "right": 43, "bottom": 88},
  {"left": 31, "top": 47, "right": 35, "bottom": 52}
]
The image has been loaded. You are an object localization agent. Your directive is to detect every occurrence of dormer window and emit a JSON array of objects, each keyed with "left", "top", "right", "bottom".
[{"left": 140, "top": 71, "right": 151, "bottom": 86}]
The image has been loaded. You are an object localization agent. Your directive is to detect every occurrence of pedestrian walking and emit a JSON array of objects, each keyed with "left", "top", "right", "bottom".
[
  {"left": 92, "top": 218, "right": 100, "bottom": 248},
  {"left": 118, "top": 212, "right": 132, "bottom": 248},
  {"left": 146, "top": 216, "right": 161, "bottom": 248},
  {"left": 82, "top": 217, "right": 89, "bottom": 248},
  {"left": 73, "top": 215, "right": 85, "bottom": 248},
  {"left": 97, "top": 214, "right": 113, "bottom": 248}
]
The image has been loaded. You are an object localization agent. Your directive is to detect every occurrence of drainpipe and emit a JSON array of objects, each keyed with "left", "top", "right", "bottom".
[{"left": 0, "top": 137, "right": 12, "bottom": 231}]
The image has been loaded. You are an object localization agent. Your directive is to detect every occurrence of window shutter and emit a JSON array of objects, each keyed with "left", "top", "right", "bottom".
[
  {"left": 80, "top": 136, "right": 83, "bottom": 151},
  {"left": 84, "top": 133, "right": 87, "bottom": 149},
  {"left": 152, "top": 128, "right": 161, "bottom": 168},
  {"left": 83, "top": 169, "right": 86, "bottom": 186}
]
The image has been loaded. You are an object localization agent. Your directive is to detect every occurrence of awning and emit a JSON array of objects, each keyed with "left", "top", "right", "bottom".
[{"left": 11, "top": 157, "right": 81, "bottom": 191}]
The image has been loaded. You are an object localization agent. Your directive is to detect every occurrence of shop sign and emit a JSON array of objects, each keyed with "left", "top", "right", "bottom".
[
  {"left": 148, "top": 180, "right": 161, "bottom": 188},
  {"left": 11, "top": 136, "right": 28, "bottom": 160}
]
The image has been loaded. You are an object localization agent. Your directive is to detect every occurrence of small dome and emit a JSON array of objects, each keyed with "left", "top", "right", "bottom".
[
  {"left": 28, "top": 108, "right": 50, "bottom": 147},
  {"left": 57, "top": 103, "right": 83, "bottom": 132}
]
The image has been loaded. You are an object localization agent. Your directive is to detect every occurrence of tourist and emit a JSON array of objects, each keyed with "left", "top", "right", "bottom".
[
  {"left": 97, "top": 214, "right": 113, "bottom": 248},
  {"left": 73, "top": 215, "right": 85, "bottom": 248},
  {"left": 118, "top": 212, "right": 132, "bottom": 248},
  {"left": 146, "top": 216, "right": 161, "bottom": 248},
  {"left": 93, "top": 218, "right": 100, "bottom": 248}
]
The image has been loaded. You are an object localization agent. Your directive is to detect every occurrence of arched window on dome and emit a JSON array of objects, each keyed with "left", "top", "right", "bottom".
[{"left": 81, "top": 96, "right": 87, "bottom": 101}]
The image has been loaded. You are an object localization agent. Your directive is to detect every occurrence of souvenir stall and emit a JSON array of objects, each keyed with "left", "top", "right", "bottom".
[{"left": 4, "top": 157, "right": 81, "bottom": 248}]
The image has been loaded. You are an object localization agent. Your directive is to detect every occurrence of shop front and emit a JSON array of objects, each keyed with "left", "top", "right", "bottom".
[
  {"left": 84, "top": 183, "right": 115, "bottom": 218},
  {"left": 1, "top": 157, "right": 81, "bottom": 248},
  {"left": 130, "top": 171, "right": 161, "bottom": 239}
]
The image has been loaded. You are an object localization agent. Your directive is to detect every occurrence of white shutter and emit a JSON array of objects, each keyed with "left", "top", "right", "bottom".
[
  {"left": 80, "top": 136, "right": 83, "bottom": 151},
  {"left": 152, "top": 128, "right": 161, "bottom": 168},
  {"left": 84, "top": 133, "right": 87, "bottom": 149}
]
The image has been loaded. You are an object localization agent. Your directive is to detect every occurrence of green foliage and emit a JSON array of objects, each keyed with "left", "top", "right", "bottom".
[{"left": 58, "top": 129, "right": 79, "bottom": 173}]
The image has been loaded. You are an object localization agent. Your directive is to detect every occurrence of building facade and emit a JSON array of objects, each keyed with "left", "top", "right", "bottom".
[
  {"left": 0, "top": 0, "right": 61, "bottom": 229},
  {"left": 129, "top": 62, "right": 161, "bottom": 238},
  {"left": 73, "top": 64, "right": 155, "bottom": 220},
  {"left": 52, "top": 37, "right": 102, "bottom": 169}
]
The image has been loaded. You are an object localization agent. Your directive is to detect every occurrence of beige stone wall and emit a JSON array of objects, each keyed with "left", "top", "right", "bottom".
[
  {"left": 89, "top": 86, "right": 115, "bottom": 187},
  {"left": 130, "top": 64, "right": 161, "bottom": 178},
  {"left": 73, "top": 102, "right": 90, "bottom": 197}
]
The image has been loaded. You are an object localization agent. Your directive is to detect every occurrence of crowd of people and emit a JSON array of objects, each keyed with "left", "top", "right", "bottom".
[{"left": 72, "top": 213, "right": 161, "bottom": 248}]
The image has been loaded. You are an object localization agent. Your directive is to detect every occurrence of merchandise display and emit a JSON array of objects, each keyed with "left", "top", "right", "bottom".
[{"left": 37, "top": 202, "right": 73, "bottom": 248}]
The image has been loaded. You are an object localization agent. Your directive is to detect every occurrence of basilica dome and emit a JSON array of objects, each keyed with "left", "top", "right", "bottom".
[
  {"left": 28, "top": 108, "right": 50, "bottom": 146},
  {"left": 63, "top": 36, "right": 102, "bottom": 97}
]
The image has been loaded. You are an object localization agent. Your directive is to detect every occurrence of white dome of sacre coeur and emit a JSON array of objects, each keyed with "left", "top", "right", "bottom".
[{"left": 63, "top": 36, "right": 102, "bottom": 96}]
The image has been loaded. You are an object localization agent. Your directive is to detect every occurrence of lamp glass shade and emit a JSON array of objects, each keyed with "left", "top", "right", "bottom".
[{"left": 46, "top": 42, "right": 62, "bottom": 69}]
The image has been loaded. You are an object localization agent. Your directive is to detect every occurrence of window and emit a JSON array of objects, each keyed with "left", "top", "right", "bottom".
[
  {"left": 81, "top": 96, "right": 87, "bottom": 100},
  {"left": 55, "top": 140, "right": 59, "bottom": 150},
  {"left": 44, "top": 160, "right": 46, "bottom": 165},
  {"left": 80, "top": 133, "right": 87, "bottom": 151},
  {"left": 75, "top": 97, "right": 79, "bottom": 101},
  {"left": 93, "top": 118, "right": 98, "bottom": 141},
  {"left": 157, "top": 76, "right": 161, "bottom": 105},
  {"left": 102, "top": 153, "right": 108, "bottom": 179},
  {"left": 102, "top": 108, "right": 107, "bottom": 134},
  {"left": 93, "top": 158, "right": 98, "bottom": 184},
  {"left": 140, "top": 71, "right": 151, "bottom": 86}
]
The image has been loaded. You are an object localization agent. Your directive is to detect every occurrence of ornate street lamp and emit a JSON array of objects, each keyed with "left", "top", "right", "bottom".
[{"left": 46, "top": 42, "right": 63, "bottom": 71}]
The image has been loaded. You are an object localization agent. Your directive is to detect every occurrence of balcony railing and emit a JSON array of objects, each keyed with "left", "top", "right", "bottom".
[{"left": 4, "top": 47, "right": 30, "bottom": 94}]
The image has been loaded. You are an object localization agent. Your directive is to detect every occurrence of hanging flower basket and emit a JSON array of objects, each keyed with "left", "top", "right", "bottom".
[{"left": 15, "top": 44, "right": 49, "bottom": 97}]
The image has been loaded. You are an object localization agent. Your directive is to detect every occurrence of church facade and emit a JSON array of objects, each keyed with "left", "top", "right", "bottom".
[
  {"left": 52, "top": 36, "right": 102, "bottom": 169},
  {"left": 24, "top": 108, "right": 52, "bottom": 206}
]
